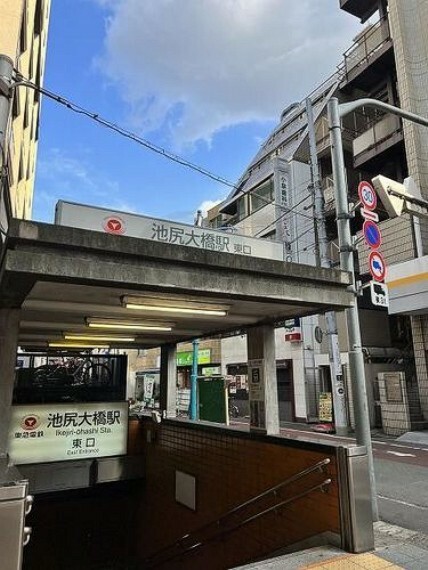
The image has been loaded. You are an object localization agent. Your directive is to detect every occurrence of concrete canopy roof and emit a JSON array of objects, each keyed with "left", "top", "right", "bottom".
[{"left": 1, "top": 220, "right": 354, "bottom": 350}]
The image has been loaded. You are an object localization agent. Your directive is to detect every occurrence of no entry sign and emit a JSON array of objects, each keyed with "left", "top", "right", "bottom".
[
  {"left": 369, "top": 250, "right": 387, "bottom": 282},
  {"left": 358, "top": 181, "right": 377, "bottom": 211},
  {"left": 363, "top": 220, "right": 382, "bottom": 249}
]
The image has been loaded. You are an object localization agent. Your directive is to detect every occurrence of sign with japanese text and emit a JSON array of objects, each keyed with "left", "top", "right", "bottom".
[
  {"left": 318, "top": 393, "right": 333, "bottom": 422},
  {"left": 177, "top": 349, "right": 211, "bottom": 366},
  {"left": 55, "top": 201, "right": 284, "bottom": 262},
  {"left": 8, "top": 402, "right": 128, "bottom": 465}
]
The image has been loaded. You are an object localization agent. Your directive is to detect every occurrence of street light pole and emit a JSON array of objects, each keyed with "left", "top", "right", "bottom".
[
  {"left": 328, "top": 97, "right": 378, "bottom": 520},
  {"left": 328, "top": 94, "right": 428, "bottom": 520}
]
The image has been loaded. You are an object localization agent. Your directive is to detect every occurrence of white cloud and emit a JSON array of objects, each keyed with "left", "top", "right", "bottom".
[
  {"left": 96, "top": 0, "right": 361, "bottom": 144},
  {"left": 197, "top": 199, "right": 223, "bottom": 218}
]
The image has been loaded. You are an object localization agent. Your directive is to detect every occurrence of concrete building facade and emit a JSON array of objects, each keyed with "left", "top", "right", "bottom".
[
  {"left": 207, "top": 0, "right": 428, "bottom": 434},
  {"left": 1, "top": 0, "right": 51, "bottom": 219}
]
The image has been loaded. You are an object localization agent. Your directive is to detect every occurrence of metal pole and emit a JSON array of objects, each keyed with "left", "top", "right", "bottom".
[
  {"left": 328, "top": 97, "right": 378, "bottom": 521},
  {"left": 0, "top": 55, "right": 14, "bottom": 174},
  {"left": 189, "top": 338, "right": 199, "bottom": 420},
  {"left": 306, "top": 99, "right": 348, "bottom": 436}
]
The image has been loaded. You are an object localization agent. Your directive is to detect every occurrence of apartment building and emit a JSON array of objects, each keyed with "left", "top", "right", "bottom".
[
  {"left": 1, "top": 0, "right": 51, "bottom": 220},
  {"left": 207, "top": 0, "right": 428, "bottom": 434}
]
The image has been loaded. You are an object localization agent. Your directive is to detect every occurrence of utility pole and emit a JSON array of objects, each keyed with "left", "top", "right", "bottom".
[
  {"left": 327, "top": 97, "right": 378, "bottom": 520},
  {"left": 306, "top": 99, "right": 348, "bottom": 436}
]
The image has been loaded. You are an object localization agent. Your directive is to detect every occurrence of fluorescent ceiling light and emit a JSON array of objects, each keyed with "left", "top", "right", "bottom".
[
  {"left": 49, "top": 342, "right": 110, "bottom": 349},
  {"left": 64, "top": 335, "right": 135, "bottom": 343},
  {"left": 121, "top": 297, "right": 227, "bottom": 316},
  {"left": 125, "top": 304, "right": 227, "bottom": 316},
  {"left": 86, "top": 318, "right": 172, "bottom": 332}
]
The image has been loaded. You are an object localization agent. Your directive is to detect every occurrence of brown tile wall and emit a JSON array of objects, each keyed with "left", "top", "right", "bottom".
[{"left": 137, "top": 421, "right": 340, "bottom": 570}]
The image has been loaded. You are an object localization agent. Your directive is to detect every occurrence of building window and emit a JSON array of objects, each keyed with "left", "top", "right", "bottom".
[
  {"left": 19, "top": 2, "right": 27, "bottom": 54},
  {"left": 236, "top": 196, "right": 247, "bottom": 221},
  {"left": 34, "top": 0, "right": 43, "bottom": 36},
  {"left": 260, "top": 230, "right": 276, "bottom": 241},
  {"left": 250, "top": 178, "right": 274, "bottom": 214}
]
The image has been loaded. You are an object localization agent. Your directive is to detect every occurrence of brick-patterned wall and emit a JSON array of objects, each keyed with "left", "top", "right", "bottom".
[
  {"left": 138, "top": 421, "right": 340, "bottom": 570},
  {"left": 357, "top": 216, "right": 415, "bottom": 276},
  {"left": 411, "top": 315, "right": 428, "bottom": 418}
]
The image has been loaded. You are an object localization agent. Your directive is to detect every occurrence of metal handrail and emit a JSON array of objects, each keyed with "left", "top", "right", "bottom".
[
  {"left": 339, "top": 16, "right": 390, "bottom": 80},
  {"left": 144, "top": 457, "right": 331, "bottom": 568}
]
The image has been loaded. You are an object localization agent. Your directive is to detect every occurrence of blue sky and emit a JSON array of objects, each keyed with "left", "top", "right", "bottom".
[{"left": 33, "top": 0, "right": 361, "bottom": 224}]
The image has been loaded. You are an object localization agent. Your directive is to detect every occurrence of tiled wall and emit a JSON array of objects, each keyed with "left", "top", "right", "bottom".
[
  {"left": 411, "top": 315, "right": 428, "bottom": 418},
  {"left": 137, "top": 420, "right": 340, "bottom": 570}
]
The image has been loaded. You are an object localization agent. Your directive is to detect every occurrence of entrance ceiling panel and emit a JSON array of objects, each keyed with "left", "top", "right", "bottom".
[{"left": 0, "top": 220, "right": 355, "bottom": 350}]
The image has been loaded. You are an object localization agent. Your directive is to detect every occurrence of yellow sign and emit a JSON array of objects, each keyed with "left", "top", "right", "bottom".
[{"left": 318, "top": 393, "right": 333, "bottom": 422}]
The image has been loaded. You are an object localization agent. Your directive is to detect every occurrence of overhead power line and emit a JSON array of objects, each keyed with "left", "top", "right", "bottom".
[
  {"left": 15, "top": 76, "right": 238, "bottom": 190},
  {"left": 15, "top": 74, "right": 318, "bottom": 227}
]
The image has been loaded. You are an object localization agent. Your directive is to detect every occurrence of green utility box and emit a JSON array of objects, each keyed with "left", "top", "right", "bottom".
[{"left": 197, "top": 376, "right": 228, "bottom": 424}]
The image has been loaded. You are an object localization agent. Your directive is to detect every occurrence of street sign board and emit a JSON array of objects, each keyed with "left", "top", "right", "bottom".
[
  {"left": 360, "top": 208, "right": 379, "bottom": 222},
  {"left": 369, "top": 250, "right": 387, "bottom": 282},
  {"left": 370, "top": 281, "right": 389, "bottom": 308},
  {"left": 358, "top": 181, "right": 377, "bottom": 211},
  {"left": 363, "top": 220, "right": 382, "bottom": 249}
]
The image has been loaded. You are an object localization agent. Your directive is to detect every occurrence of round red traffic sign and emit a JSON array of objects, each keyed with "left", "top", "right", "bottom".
[
  {"left": 363, "top": 220, "right": 382, "bottom": 249},
  {"left": 369, "top": 250, "right": 387, "bottom": 282},
  {"left": 358, "top": 181, "right": 377, "bottom": 211}
]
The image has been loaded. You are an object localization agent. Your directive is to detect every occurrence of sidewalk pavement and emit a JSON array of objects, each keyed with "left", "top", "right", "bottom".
[{"left": 234, "top": 522, "right": 428, "bottom": 569}]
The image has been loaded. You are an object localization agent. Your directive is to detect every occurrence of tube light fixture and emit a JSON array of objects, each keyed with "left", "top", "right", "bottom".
[
  {"left": 49, "top": 342, "right": 110, "bottom": 349},
  {"left": 86, "top": 318, "right": 173, "bottom": 332},
  {"left": 125, "top": 303, "right": 227, "bottom": 316},
  {"left": 64, "top": 335, "right": 135, "bottom": 343},
  {"left": 121, "top": 297, "right": 228, "bottom": 317}
]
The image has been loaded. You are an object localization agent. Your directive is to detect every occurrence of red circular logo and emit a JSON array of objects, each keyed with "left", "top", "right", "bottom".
[
  {"left": 103, "top": 216, "right": 126, "bottom": 235},
  {"left": 21, "top": 415, "right": 40, "bottom": 431}
]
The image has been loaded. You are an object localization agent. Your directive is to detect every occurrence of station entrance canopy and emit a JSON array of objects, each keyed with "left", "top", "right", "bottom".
[{"left": 0, "top": 217, "right": 354, "bottom": 349}]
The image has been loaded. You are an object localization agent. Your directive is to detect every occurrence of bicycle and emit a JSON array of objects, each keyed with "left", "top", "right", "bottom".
[{"left": 34, "top": 356, "right": 112, "bottom": 387}]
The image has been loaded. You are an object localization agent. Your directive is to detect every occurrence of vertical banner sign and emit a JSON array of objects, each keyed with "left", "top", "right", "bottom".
[
  {"left": 274, "top": 159, "right": 294, "bottom": 262},
  {"left": 248, "top": 359, "right": 266, "bottom": 431}
]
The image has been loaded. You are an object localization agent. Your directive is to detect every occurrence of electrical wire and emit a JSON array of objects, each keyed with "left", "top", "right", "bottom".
[
  {"left": 15, "top": 76, "right": 238, "bottom": 190},
  {"left": 14, "top": 74, "right": 319, "bottom": 226},
  {"left": 253, "top": 193, "right": 313, "bottom": 238}
]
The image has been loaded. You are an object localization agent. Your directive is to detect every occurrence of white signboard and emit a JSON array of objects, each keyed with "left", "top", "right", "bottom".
[
  {"left": 55, "top": 201, "right": 284, "bottom": 262},
  {"left": 370, "top": 281, "right": 389, "bottom": 308},
  {"left": 8, "top": 402, "right": 128, "bottom": 465}
]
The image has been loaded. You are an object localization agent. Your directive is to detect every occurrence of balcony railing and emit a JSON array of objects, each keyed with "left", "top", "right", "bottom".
[
  {"left": 339, "top": 17, "right": 391, "bottom": 82},
  {"left": 353, "top": 113, "right": 402, "bottom": 161}
]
